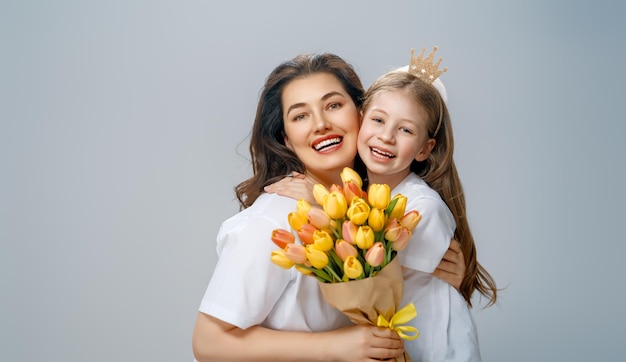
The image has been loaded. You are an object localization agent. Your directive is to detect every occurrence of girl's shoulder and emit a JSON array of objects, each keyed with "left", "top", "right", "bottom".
[{"left": 393, "top": 173, "right": 441, "bottom": 201}]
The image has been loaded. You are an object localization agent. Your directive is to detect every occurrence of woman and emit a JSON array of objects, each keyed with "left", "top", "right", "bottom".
[{"left": 192, "top": 53, "right": 465, "bottom": 361}]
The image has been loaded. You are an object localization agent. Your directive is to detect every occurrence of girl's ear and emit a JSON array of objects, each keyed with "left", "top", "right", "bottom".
[
  {"left": 415, "top": 138, "right": 436, "bottom": 162},
  {"left": 359, "top": 110, "right": 364, "bottom": 126}
]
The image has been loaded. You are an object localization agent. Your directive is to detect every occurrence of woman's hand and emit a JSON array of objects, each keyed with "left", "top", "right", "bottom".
[
  {"left": 432, "top": 239, "right": 466, "bottom": 291},
  {"left": 264, "top": 171, "right": 317, "bottom": 204}
]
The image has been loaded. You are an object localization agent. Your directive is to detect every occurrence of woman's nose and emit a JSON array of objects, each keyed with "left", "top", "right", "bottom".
[{"left": 313, "top": 112, "right": 331, "bottom": 132}]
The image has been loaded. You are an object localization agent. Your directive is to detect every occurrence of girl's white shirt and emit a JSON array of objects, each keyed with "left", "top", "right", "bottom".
[
  {"left": 394, "top": 173, "right": 482, "bottom": 361},
  {"left": 198, "top": 192, "right": 351, "bottom": 331}
]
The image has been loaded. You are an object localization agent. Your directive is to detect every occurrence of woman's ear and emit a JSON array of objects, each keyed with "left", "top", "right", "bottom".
[
  {"left": 283, "top": 132, "right": 292, "bottom": 150},
  {"left": 415, "top": 138, "right": 436, "bottom": 162}
]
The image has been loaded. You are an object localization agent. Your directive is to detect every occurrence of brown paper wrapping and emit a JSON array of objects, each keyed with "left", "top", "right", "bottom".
[{"left": 318, "top": 258, "right": 411, "bottom": 362}]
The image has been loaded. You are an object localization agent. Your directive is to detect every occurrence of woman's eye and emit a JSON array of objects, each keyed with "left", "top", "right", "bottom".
[
  {"left": 327, "top": 102, "right": 341, "bottom": 110},
  {"left": 294, "top": 113, "right": 306, "bottom": 121}
]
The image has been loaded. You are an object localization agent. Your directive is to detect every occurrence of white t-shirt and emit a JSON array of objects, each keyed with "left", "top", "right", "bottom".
[
  {"left": 198, "top": 192, "right": 351, "bottom": 332},
  {"left": 394, "top": 173, "right": 482, "bottom": 361}
]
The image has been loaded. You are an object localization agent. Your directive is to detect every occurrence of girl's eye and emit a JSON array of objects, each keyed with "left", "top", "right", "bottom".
[
  {"left": 372, "top": 117, "right": 383, "bottom": 124},
  {"left": 400, "top": 127, "right": 414, "bottom": 135}
]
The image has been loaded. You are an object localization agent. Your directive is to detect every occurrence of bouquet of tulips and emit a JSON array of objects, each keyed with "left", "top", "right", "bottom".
[{"left": 270, "top": 167, "right": 422, "bottom": 361}]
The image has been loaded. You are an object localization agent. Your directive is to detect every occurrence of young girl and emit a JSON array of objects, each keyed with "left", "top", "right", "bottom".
[{"left": 357, "top": 48, "right": 498, "bottom": 361}]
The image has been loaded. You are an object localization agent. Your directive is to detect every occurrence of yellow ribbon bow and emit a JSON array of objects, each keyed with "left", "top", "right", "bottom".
[{"left": 376, "top": 303, "right": 420, "bottom": 340}]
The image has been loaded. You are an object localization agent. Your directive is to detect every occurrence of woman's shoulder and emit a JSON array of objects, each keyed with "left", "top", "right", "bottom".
[{"left": 221, "top": 193, "right": 297, "bottom": 230}]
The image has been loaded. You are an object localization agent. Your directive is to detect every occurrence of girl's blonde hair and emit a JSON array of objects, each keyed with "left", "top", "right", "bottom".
[{"left": 363, "top": 71, "right": 498, "bottom": 307}]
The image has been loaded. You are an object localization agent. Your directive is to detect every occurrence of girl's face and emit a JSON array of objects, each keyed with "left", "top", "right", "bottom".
[
  {"left": 282, "top": 72, "right": 360, "bottom": 187},
  {"left": 357, "top": 89, "right": 435, "bottom": 189}
]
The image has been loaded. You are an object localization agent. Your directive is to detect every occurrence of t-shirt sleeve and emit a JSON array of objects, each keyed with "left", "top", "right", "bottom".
[
  {"left": 397, "top": 196, "right": 455, "bottom": 273},
  {"left": 198, "top": 213, "right": 295, "bottom": 329}
]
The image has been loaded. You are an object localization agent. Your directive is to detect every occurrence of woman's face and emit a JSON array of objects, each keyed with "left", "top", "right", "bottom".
[
  {"left": 282, "top": 72, "right": 360, "bottom": 186},
  {"left": 358, "top": 89, "right": 435, "bottom": 188}
]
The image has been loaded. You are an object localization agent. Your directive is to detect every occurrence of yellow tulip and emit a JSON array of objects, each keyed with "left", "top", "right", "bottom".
[
  {"left": 391, "top": 228, "right": 411, "bottom": 251},
  {"left": 285, "top": 243, "right": 307, "bottom": 264},
  {"left": 343, "top": 255, "right": 364, "bottom": 279},
  {"left": 307, "top": 207, "right": 331, "bottom": 229},
  {"left": 401, "top": 210, "right": 422, "bottom": 232},
  {"left": 323, "top": 190, "right": 348, "bottom": 220},
  {"left": 295, "top": 262, "right": 313, "bottom": 275},
  {"left": 365, "top": 242, "right": 385, "bottom": 267},
  {"left": 296, "top": 198, "right": 312, "bottom": 214},
  {"left": 313, "top": 184, "right": 329, "bottom": 206},
  {"left": 335, "top": 239, "right": 358, "bottom": 261},
  {"left": 297, "top": 223, "right": 317, "bottom": 245},
  {"left": 355, "top": 225, "right": 375, "bottom": 250},
  {"left": 346, "top": 198, "right": 370, "bottom": 225},
  {"left": 271, "top": 228, "right": 295, "bottom": 249},
  {"left": 288, "top": 210, "right": 308, "bottom": 231},
  {"left": 312, "top": 230, "right": 334, "bottom": 252},
  {"left": 368, "top": 184, "right": 391, "bottom": 210},
  {"left": 388, "top": 194, "right": 407, "bottom": 220},
  {"left": 340, "top": 167, "right": 363, "bottom": 188},
  {"left": 306, "top": 245, "right": 329, "bottom": 269},
  {"left": 341, "top": 220, "right": 358, "bottom": 244},
  {"left": 271, "top": 249, "right": 295, "bottom": 269},
  {"left": 368, "top": 208, "right": 387, "bottom": 232}
]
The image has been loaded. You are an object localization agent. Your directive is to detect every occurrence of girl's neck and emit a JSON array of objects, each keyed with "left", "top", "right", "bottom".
[{"left": 367, "top": 169, "right": 411, "bottom": 191}]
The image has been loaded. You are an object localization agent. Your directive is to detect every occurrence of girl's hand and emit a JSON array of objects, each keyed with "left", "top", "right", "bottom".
[
  {"left": 326, "top": 324, "right": 404, "bottom": 362},
  {"left": 264, "top": 171, "right": 317, "bottom": 204},
  {"left": 432, "top": 239, "right": 466, "bottom": 291}
]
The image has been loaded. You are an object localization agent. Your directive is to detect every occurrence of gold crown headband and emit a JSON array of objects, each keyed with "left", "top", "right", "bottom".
[
  {"left": 407, "top": 46, "right": 447, "bottom": 137},
  {"left": 408, "top": 46, "right": 448, "bottom": 84}
]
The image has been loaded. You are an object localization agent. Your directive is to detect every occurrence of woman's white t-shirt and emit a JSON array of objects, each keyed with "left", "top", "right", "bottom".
[{"left": 198, "top": 192, "right": 351, "bottom": 332}]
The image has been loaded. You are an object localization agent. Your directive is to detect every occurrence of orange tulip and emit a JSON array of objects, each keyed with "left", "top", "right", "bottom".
[
  {"left": 271, "top": 229, "right": 295, "bottom": 249},
  {"left": 401, "top": 210, "right": 422, "bottom": 232},
  {"left": 343, "top": 180, "right": 364, "bottom": 204},
  {"left": 285, "top": 243, "right": 307, "bottom": 264},
  {"left": 341, "top": 220, "right": 358, "bottom": 244},
  {"left": 390, "top": 228, "right": 411, "bottom": 251},
  {"left": 308, "top": 207, "right": 331, "bottom": 229},
  {"left": 365, "top": 242, "right": 385, "bottom": 267},
  {"left": 383, "top": 219, "right": 403, "bottom": 242},
  {"left": 335, "top": 239, "right": 358, "bottom": 261},
  {"left": 297, "top": 223, "right": 317, "bottom": 245}
]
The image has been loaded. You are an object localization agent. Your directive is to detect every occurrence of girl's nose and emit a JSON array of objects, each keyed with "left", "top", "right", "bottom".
[{"left": 377, "top": 127, "right": 395, "bottom": 144}]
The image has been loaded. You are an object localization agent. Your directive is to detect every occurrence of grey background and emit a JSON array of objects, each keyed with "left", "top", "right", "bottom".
[{"left": 2, "top": 0, "right": 625, "bottom": 361}]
